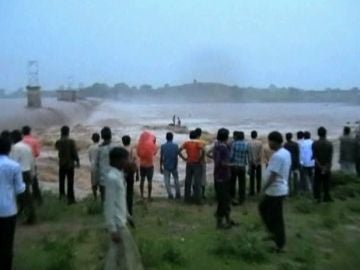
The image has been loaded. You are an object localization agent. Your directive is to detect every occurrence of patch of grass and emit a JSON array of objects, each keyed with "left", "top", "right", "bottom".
[
  {"left": 162, "top": 241, "right": 187, "bottom": 266},
  {"left": 83, "top": 198, "right": 103, "bottom": 215},
  {"left": 346, "top": 199, "right": 360, "bottom": 213},
  {"left": 138, "top": 238, "right": 162, "bottom": 269},
  {"left": 293, "top": 199, "right": 313, "bottom": 214},
  {"left": 37, "top": 191, "right": 68, "bottom": 222}
]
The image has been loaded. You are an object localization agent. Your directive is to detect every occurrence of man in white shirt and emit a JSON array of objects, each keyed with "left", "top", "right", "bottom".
[
  {"left": 10, "top": 130, "right": 36, "bottom": 224},
  {"left": 0, "top": 135, "right": 26, "bottom": 270},
  {"left": 104, "top": 147, "right": 143, "bottom": 270},
  {"left": 300, "top": 131, "right": 315, "bottom": 192},
  {"left": 259, "top": 131, "right": 291, "bottom": 252}
]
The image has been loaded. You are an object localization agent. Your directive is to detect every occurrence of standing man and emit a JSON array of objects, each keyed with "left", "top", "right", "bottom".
[
  {"left": 211, "top": 128, "right": 237, "bottom": 229},
  {"left": 179, "top": 130, "right": 204, "bottom": 204},
  {"left": 104, "top": 147, "right": 143, "bottom": 270},
  {"left": 0, "top": 136, "right": 26, "bottom": 270},
  {"left": 55, "top": 126, "right": 80, "bottom": 205},
  {"left": 301, "top": 131, "right": 315, "bottom": 192},
  {"left": 284, "top": 133, "right": 300, "bottom": 196},
  {"left": 259, "top": 131, "right": 291, "bottom": 252},
  {"left": 22, "top": 126, "right": 43, "bottom": 205},
  {"left": 160, "top": 132, "right": 181, "bottom": 199},
  {"left": 10, "top": 130, "right": 36, "bottom": 224},
  {"left": 339, "top": 126, "right": 357, "bottom": 174},
  {"left": 248, "top": 130, "right": 263, "bottom": 196},
  {"left": 137, "top": 131, "right": 157, "bottom": 201},
  {"left": 312, "top": 127, "right": 333, "bottom": 203},
  {"left": 195, "top": 128, "right": 207, "bottom": 199},
  {"left": 229, "top": 131, "right": 248, "bottom": 205},
  {"left": 122, "top": 135, "right": 139, "bottom": 216},
  {"left": 89, "top": 133, "right": 100, "bottom": 200},
  {"left": 96, "top": 127, "right": 113, "bottom": 203}
]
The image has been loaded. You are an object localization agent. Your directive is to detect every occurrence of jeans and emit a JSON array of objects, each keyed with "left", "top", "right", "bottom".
[
  {"left": 59, "top": 166, "right": 75, "bottom": 203},
  {"left": 125, "top": 173, "right": 135, "bottom": 216},
  {"left": 299, "top": 166, "right": 314, "bottom": 192},
  {"left": 249, "top": 164, "right": 262, "bottom": 195},
  {"left": 313, "top": 166, "right": 332, "bottom": 202},
  {"left": 164, "top": 169, "right": 181, "bottom": 198},
  {"left": 288, "top": 169, "right": 299, "bottom": 196},
  {"left": 21, "top": 171, "right": 36, "bottom": 223},
  {"left": 259, "top": 195, "right": 286, "bottom": 249},
  {"left": 215, "top": 181, "right": 231, "bottom": 219},
  {"left": 0, "top": 215, "right": 17, "bottom": 270},
  {"left": 184, "top": 162, "right": 202, "bottom": 203},
  {"left": 230, "top": 166, "right": 246, "bottom": 204}
]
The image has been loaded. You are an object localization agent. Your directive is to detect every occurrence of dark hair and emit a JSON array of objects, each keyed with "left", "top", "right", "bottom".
[
  {"left": 297, "top": 131, "right": 304, "bottom": 140},
  {"left": 268, "top": 131, "right": 283, "bottom": 145},
  {"left": 318, "top": 127, "right": 327, "bottom": 138},
  {"left": 1, "top": 130, "right": 11, "bottom": 140},
  {"left": 61, "top": 126, "right": 70, "bottom": 137},
  {"left": 285, "top": 132, "right": 293, "bottom": 141},
  {"left": 92, "top": 133, "right": 100, "bottom": 143},
  {"left": 189, "top": 130, "right": 197, "bottom": 139},
  {"left": 109, "top": 147, "right": 129, "bottom": 164},
  {"left": 101, "top": 127, "right": 112, "bottom": 141},
  {"left": 304, "top": 131, "right": 311, "bottom": 139},
  {"left": 251, "top": 130, "right": 258, "bottom": 139},
  {"left": 122, "top": 135, "right": 131, "bottom": 146},
  {"left": 234, "top": 131, "right": 244, "bottom": 141},
  {"left": 217, "top": 128, "right": 229, "bottom": 142},
  {"left": 166, "top": 132, "right": 173, "bottom": 141},
  {"left": 11, "top": 130, "right": 22, "bottom": 144},
  {"left": 0, "top": 137, "right": 12, "bottom": 155},
  {"left": 22, "top": 126, "right": 31, "bottom": 136},
  {"left": 195, "top": 128, "right": 202, "bottom": 138},
  {"left": 344, "top": 126, "right": 351, "bottom": 135}
]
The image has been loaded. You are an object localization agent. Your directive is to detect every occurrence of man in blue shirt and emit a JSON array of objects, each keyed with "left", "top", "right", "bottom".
[
  {"left": 160, "top": 132, "right": 181, "bottom": 199},
  {"left": 230, "top": 131, "right": 248, "bottom": 205},
  {"left": 0, "top": 135, "right": 26, "bottom": 270}
]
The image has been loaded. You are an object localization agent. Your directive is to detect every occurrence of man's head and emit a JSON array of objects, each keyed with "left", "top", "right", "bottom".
[
  {"left": 318, "top": 127, "right": 327, "bottom": 138},
  {"left": 285, "top": 132, "right": 293, "bottom": 142},
  {"left": 101, "top": 127, "right": 112, "bottom": 141},
  {"left": 22, "top": 126, "right": 31, "bottom": 136},
  {"left": 0, "top": 136, "right": 12, "bottom": 155},
  {"left": 217, "top": 128, "right": 229, "bottom": 143},
  {"left": 195, "top": 128, "right": 202, "bottom": 139},
  {"left": 189, "top": 130, "right": 197, "bottom": 140},
  {"left": 297, "top": 131, "right": 304, "bottom": 140},
  {"left": 109, "top": 147, "right": 129, "bottom": 170},
  {"left": 92, "top": 133, "right": 100, "bottom": 144},
  {"left": 268, "top": 131, "right": 283, "bottom": 151},
  {"left": 122, "top": 135, "right": 131, "bottom": 146},
  {"left": 343, "top": 126, "right": 351, "bottom": 136},
  {"left": 1, "top": 130, "right": 11, "bottom": 140},
  {"left": 11, "top": 130, "right": 22, "bottom": 144},
  {"left": 234, "top": 131, "right": 244, "bottom": 141},
  {"left": 251, "top": 130, "right": 258, "bottom": 139},
  {"left": 61, "top": 126, "right": 70, "bottom": 137},
  {"left": 304, "top": 131, "right": 311, "bottom": 140},
  {"left": 166, "top": 132, "right": 174, "bottom": 142}
]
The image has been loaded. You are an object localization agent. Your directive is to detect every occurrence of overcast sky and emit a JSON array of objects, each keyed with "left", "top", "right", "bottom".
[{"left": 1, "top": 0, "right": 359, "bottom": 91}]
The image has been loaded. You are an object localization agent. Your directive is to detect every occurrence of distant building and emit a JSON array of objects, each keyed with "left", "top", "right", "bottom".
[{"left": 57, "top": 90, "right": 77, "bottom": 102}]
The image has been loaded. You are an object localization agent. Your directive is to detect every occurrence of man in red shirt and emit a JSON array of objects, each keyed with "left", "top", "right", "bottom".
[
  {"left": 179, "top": 130, "right": 204, "bottom": 204},
  {"left": 137, "top": 131, "right": 157, "bottom": 201},
  {"left": 22, "top": 126, "right": 43, "bottom": 205}
]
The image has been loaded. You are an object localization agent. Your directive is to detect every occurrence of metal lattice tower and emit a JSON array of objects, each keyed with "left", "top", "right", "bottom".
[{"left": 27, "top": 60, "right": 39, "bottom": 87}]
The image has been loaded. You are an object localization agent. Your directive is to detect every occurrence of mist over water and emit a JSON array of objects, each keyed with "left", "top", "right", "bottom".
[{"left": 86, "top": 101, "right": 360, "bottom": 141}]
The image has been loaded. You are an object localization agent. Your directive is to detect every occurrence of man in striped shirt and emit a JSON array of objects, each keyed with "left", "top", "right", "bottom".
[{"left": 230, "top": 131, "right": 248, "bottom": 205}]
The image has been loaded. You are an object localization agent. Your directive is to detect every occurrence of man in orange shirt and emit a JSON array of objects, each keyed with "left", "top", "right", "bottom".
[
  {"left": 179, "top": 130, "right": 204, "bottom": 204},
  {"left": 22, "top": 126, "right": 43, "bottom": 205},
  {"left": 137, "top": 131, "right": 157, "bottom": 201}
]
